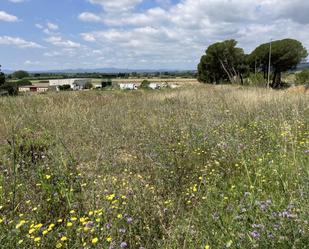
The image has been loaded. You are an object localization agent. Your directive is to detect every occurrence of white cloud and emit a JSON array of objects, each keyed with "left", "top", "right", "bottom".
[
  {"left": 79, "top": 0, "right": 309, "bottom": 69},
  {"left": 0, "top": 36, "right": 43, "bottom": 48},
  {"left": 43, "top": 51, "right": 61, "bottom": 57},
  {"left": 24, "top": 60, "right": 40, "bottom": 65},
  {"left": 45, "top": 36, "right": 82, "bottom": 48},
  {"left": 79, "top": 12, "right": 102, "bottom": 22},
  {"left": 35, "top": 23, "right": 43, "bottom": 29},
  {"left": 8, "top": 0, "right": 25, "bottom": 3},
  {"left": 47, "top": 22, "right": 59, "bottom": 30},
  {"left": 0, "top": 10, "right": 19, "bottom": 22}
]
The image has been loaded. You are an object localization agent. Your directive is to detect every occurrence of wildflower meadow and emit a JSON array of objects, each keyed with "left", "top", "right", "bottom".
[{"left": 0, "top": 85, "right": 308, "bottom": 248}]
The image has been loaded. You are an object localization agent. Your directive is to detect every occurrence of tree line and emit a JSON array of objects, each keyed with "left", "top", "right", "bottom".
[{"left": 197, "top": 38, "right": 308, "bottom": 88}]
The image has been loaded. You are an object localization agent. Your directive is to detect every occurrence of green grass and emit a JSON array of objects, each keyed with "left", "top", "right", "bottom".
[{"left": 0, "top": 85, "right": 308, "bottom": 249}]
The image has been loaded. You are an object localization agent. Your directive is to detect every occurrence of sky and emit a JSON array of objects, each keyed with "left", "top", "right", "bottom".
[{"left": 0, "top": 0, "right": 309, "bottom": 71}]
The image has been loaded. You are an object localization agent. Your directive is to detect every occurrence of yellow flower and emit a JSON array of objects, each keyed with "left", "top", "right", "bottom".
[
  {"left": 35, "top": 223, "right": 43, "bottom": 229},
  {"left": 106, "top": 237, "right": 112, "bottom": 242},
  {"left": 205, "top": 245, "right": 210, "bottom": 249},
  {"left": 70, "top": 217, "right": 77, "bottom": 221},
  {"left": 91, "top": 237, "right": 99, "bottom": 244},
  {"left": 15, "top": 220, "right": 26, "bottom": 229},
  {"left": 70, "top": 210, "right": 75, "bottom": 214},
  {"left": 42, "top": 230, "right": 49, "bottom": 235},
  {"left": 193, "top": 185, "right": 197, "bottom": 192},
  {"left": 57, "top": 219, "right": 63, "bottom": 223},
  {"left": 67, "top": 222, "right": 73, "bottom": 227},
  {"left": 226, "top": 240, "right": 233, "bottom": 248},
  {"left": 106, "top": 194, "right": 115, "bottom": 201},
  {"left": 61, "top": 236, "right": 68, "bottom": 241},
  {"left": 29, "top": 228, "right": 36, "bottom": 234},
  {"left": 34, "top": 237, "right": 41, "bottom": 242},
  {"left": 18, "top": 240, "right": 23, "bottom": 244},
  {"left": 117, "top": 214, "right": 123, "bottom": 219},
  {"left": 56, "top": 243, "right": 62, "bottom": 248},
  {"left": 48, "top": 223, "right": 55, "bottom": 231},
  {"left": 45, "top": 175, "right": 51, "bottom": 180}
]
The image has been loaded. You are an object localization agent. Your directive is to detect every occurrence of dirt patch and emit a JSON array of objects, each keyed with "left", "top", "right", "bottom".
[{"left": 287, "top": 85, "right": 309, "bottom": 94}]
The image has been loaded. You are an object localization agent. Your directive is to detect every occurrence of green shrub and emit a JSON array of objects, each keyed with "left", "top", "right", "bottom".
[
  {"left": 84, "top": 82, "right": 93, "bottom": 89},
  {"left": 58, "top": 84, "right": 71, "bottom": 91},
  {"left": 295, "top": 69, "right": 309, "bottom": 85},
  {"left": 0, "top": 82, "right": 18, "bottom": 96},
  {"left": 16, "top": 79, "right": 32, "bottom": 86},
  {"left": 140, "top": 79, "right": 150, "bottom": 88},
  {"left": 244, "top": 73, "right": 267, "bottom": 87},
  {"left": 101, "top": 79, "right": 112, "bottom": 88}
]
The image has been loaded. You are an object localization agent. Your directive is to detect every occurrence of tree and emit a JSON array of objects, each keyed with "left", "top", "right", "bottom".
[
  {"left": 0, "top": 66, "right": 18, "bottom": 96},
  {"left": 250, "top": 39, "right": 308, "bottom": 88},
  {"left": 198, "top": 40, "right": 247, "bottom": 84},
  {"left": 12, "top": 70, "right": 29, "bottom": 79},
  {"left": 0, "top": 65, "right": 5, "bottom": 86}
]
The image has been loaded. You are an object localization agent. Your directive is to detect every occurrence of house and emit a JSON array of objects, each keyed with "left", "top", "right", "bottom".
[
  {"left": 119, "top": 84, "right": 138, "bottom": 90},
  {"left": 148, "top": 83, "right": 161, "bottom": 90},
  {"left": 49, "top": 78, "right": 91, "bottom": 91},
  {"left": 19, "top": 83, "right": 49, "bottom": 93}
]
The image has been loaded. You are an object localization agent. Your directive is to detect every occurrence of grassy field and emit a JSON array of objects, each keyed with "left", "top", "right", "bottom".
[{"left": 0, "top": 85, "right": 308, "bottom": 249}]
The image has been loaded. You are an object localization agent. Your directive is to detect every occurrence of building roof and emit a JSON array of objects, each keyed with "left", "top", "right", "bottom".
[{"left": 19, "top": 84, "right": 49, "bottom": 88}]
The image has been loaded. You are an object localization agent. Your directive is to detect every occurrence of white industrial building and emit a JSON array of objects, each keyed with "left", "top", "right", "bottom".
[
  {"left": 49, "top": 78, "right": 91, "bottom": 91},
  {"left": 119, "top": 83, "right": 138, "bottom": 90}
]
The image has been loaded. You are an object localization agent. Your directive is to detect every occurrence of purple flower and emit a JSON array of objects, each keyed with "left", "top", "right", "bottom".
[
  {"left": 120, "top": 242, "right": 128, "bottom": 248},
  {"left": 85, "top": 221, "right": 94, "bottom": 229},
  {"left": 109, "top": 242, "right": 116, "bottom": 249},
  {"left": 304, "top": 150, "right": 309, "bottom": 153},
  {"left": 267, "top": 233, "right": 274, "bottom": 239},
  {"left": 250, "top": 230, "right": 260, "bottom": 239},
  {"left": 127, "top": 217, "right": 133, "bottom": 224},
  {"left": 106, "top": 223, "right": 112, "bottom": 229}
]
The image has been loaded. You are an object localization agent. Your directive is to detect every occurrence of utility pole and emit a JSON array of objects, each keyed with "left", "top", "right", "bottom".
[{"left": 267, "top": 39, "right": 272, "bottom": 88}]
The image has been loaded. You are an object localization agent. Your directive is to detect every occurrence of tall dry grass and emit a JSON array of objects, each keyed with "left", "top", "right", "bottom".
[{"left": 0, "top": 85, "right": 308, "bottom": 248}]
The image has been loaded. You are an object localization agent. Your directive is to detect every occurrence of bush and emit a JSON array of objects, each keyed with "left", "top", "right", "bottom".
[
  {"left": 140, "top": 79, "right": 150, "bottom": 88},
  {"left": 0, "top": 82, "right": 18, "bottom": 95},
  {"left": 58, "top": 85, "right": 71, "bottom": 91},
  {"left": 244, "top": 73, "right": 267, "bottom": 87},
  {"left": 84, "top": 82, "right": 93, "bottom": 89},
  {"left": 295, "top": 69, "right": 309, "bottom": 85},
  {"left": 16, "top": 79, "right": 32, "bottom": 86},
  {"left": 101, "top": 79, "right": 112, "bottom": 88}
]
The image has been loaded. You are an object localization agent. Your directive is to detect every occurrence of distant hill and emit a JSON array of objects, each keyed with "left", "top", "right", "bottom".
[
  {"left": 3, "top": 68, "right": 196, "bottom": 74},
  {"left": 296, "top": 63, "right": 309, "bottom": 71}
]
